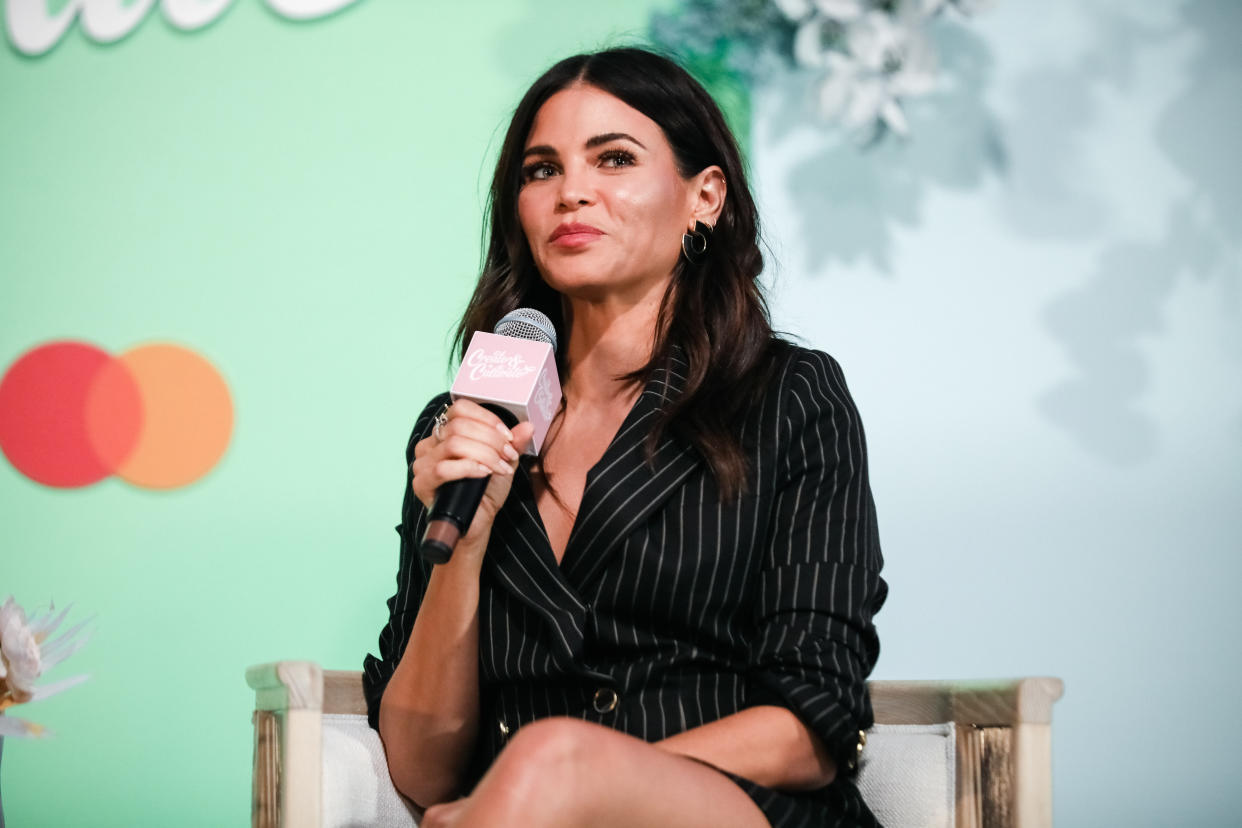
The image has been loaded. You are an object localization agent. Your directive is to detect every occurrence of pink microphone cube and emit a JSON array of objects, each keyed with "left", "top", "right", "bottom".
[{"left": 450, "top": 331, "right": 562, "bottom": 455}]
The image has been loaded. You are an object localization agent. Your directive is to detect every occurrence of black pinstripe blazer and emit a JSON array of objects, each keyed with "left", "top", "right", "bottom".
[{"left": 364, "top": 343, "right": 887, "bottom": 827}]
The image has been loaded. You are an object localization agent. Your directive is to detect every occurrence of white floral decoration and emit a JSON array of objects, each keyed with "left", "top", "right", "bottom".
[
  {"left": 649, "top": 0, "right": 993, "bottom": 143},
  {"left": 0, "top": 597, "right": 91, "bottom": 738},
  {"left": 775, "top": 0, "right": 991, "bottom": 139}
]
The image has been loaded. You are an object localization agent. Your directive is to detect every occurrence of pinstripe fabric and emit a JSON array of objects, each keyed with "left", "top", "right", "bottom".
[{"left": 363, "top": 343, "right": 887, "bottom": 827}]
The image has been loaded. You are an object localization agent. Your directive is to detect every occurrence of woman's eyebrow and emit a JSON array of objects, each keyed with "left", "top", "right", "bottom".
[
  {"left": 585, "top": 132, "right": 646, "bottom": 150},
  {"left": 523, "top": 132, "right": 647, "bottom": 159},
  {"left": 523, "top": 144, "right": 557, "bottom": 159}
]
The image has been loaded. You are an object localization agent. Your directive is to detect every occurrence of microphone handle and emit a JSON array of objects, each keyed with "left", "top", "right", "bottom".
[{"left": 419, "top": 404, "right": 520, "bottom": 565}]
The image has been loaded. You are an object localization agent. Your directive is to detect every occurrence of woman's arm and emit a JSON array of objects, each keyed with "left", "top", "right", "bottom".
[
  {"left": 743, "top": 350, "right": 885, "bottom": 780},
  {"left": 654, "top": 705, "right": 837, "bottom": 790},
  {"left": 675, "top": 349, "right": 884, "bottom": 792},
  {"left": 373, "top": 400, "right": 532, "bottom": 808},
  {"left": 378, "top": 540, "right": 486, "bottom": 807}
]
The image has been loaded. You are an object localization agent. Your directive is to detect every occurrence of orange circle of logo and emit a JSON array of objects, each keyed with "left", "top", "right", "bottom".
[{"left": 0, "top": 341, "right": 233, "bottom": 490}]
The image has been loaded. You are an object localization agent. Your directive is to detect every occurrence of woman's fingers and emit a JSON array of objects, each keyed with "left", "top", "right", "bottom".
[
  {"left": 406, "top": 415, "right": 536, "bottom": 549},
  {"left": 434, "top": 401, "right": 518, "bottom": 458},
  {"left": 412, "top": 450, "right": 501, "bottom": 509},
  {"left": 438, "top": 434, "right": 515, "bottom": 475},
  {"left": 442, "top": 418, "right": 520, "bottom": 460},
  {"left": 509, "top": 421, "right": 536, "bottom": 455},
  {"left": 441, "top": 400, "right": 517, "bottom": 451},
  {"left": 449, "top": 398, "right": 515, "bottom": 439},
  {"left": 410, "top": 401, "right": 528, "bottom": 510},
  {"left": 438, "top": 456, "right": 511, "bottom": 481},
  {"left": 445, "top": 423, "right": 536, "bottom": 545}
]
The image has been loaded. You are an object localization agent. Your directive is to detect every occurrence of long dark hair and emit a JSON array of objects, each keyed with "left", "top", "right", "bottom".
[{"left": 454, "top": 47, "right": 778, "bottom": 500}]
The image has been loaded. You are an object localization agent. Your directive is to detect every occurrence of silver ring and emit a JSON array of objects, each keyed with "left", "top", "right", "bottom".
[{"left": 433, "top": 404, "right": 449, "bottom": 441}]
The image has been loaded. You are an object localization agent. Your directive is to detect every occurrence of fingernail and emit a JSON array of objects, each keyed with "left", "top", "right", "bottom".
[
  {"left": 502, "top": 444, "right": 519, "bottom": 461},
  {"left": 476, "top": 463, "right": 492, "bottom": 476},
  {"left": 494, "top": 461, "right": 513, "bottom": 476},
  {"left": 496, "top": 423, "right": 513, "bottom": 441}
]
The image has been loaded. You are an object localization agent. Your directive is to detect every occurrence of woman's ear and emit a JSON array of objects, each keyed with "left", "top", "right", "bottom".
[{"left": 689, "top": 166, "right": 727, "bottom": 228}]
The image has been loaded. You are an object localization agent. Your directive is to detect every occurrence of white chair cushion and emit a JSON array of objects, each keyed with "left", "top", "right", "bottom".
[
  {"left": 322, "top": 713, "right": 420, "bottom": 828},
  {"left": 856, "top": 723, "right": 956, "bottom": 828},
  {"left": 320, "top": 714, "right": 955, "bottom": 828}
]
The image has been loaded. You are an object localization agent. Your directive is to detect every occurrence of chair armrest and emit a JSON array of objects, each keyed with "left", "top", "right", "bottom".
[
  {"left": 246, "top": 661, "right": 325, "bottom": 712},
  {"left": 869, "top": 677, "right": 1064, "bottom": 726},
  {"left": 246, "top": 661, "right": 328, "bottom": 828},
  {"left": 868, "top": 677, "right": 1064, "bottom": 828}
]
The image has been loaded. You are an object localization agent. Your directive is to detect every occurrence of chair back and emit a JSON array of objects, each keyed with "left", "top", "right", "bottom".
[{"left": 247, "top": 663, "right": 1062, "bottom": 828}]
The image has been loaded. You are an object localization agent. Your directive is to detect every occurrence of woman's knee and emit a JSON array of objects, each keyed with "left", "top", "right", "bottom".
[
  {"left": 485, "top": 717, "right": 615, "bottom": 802},
  {"left": 501, "top": 717, "right": 599, "bottom": 773}
]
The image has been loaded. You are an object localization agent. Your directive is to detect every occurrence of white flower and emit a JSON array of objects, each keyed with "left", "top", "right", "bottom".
[
  {"left": 805, "top": 4, "right": 938, "bottom": 137},
  {"left": 0, "top": 598, "right": 41, "bottom": 701},
  {"left": 847, "top": 10, "right": 935, "bottom": 81},
  {"left": 0, "top": 596, "right": 91, "bottom": 738},
  {"left": 817, "top": 52, "right": 908, "bottom": 134},
  {"left": 770, "top": 0, "right": 987, "bottom": 139},
  {"left": 793, "top": 16, "right": 832, "bottom": 67}
]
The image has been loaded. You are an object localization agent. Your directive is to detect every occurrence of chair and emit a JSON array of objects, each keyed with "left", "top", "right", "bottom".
[{"left": 246, "top": 662, "right": 1062, "bottom": 827}]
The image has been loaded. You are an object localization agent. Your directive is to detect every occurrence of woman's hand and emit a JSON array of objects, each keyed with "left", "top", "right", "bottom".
[{"left": 410, "top": 399, "right": 535, "bottom": 550}]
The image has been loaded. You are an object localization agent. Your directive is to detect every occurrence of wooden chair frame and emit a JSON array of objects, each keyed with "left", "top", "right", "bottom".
[{"left": 246, "top": 662, "right": 1062, "bottom": 828}]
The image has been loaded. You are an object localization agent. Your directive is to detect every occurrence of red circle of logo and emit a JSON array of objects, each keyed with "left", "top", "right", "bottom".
[{"left": 0, "top": 341, "right": 233, "bottom": 489}]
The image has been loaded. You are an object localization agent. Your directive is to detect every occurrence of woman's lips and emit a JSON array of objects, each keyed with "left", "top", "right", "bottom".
[{"left": 549, "top": 223, "right": 603, "bottom": 247}]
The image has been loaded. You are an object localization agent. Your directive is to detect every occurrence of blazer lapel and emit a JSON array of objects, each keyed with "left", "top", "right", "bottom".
[
  {"left": 485, "top": 467, "right": 589, "bottom": 671},
  {"left": 560, "top": 351, "right": 703, "bottom": 590}
]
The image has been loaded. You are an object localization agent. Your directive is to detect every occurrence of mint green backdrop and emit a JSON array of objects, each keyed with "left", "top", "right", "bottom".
[
  {"left": 0, "top": 2, "right": 666, "bottom": 824},
  {"left": 5, "top": 2, "right": 1241, "bottom": 826}
]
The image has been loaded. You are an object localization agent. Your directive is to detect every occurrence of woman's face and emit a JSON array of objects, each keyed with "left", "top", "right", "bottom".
[{"left": 517, "top": 84, "right": 702, "bottom": 304}]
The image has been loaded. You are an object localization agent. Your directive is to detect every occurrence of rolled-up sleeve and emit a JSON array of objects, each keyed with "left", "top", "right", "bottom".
[
  {"left": 361, "top": 393, "right": 450, "bottom": 730},
  {"left": 746, "top": 350, "right": 887, "bottom": 775}
]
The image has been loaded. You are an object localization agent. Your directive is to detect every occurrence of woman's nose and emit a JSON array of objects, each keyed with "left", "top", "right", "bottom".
[{"left": 556, "top": 163, "right": 593, "bottom": 208}]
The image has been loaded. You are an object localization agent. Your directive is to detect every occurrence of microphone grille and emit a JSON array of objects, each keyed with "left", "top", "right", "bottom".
[{"left": 494, "top": 308, "right": 557, "bottom": 350}]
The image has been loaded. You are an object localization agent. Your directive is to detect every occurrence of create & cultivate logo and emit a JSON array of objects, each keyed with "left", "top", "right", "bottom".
[{"left": 0, "top": 340, "right": 232, "bottom": 489}]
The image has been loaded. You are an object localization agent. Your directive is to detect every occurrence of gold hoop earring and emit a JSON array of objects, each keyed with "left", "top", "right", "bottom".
[{"left": 681, "top": 220, "right": 713, "bottom": 265}]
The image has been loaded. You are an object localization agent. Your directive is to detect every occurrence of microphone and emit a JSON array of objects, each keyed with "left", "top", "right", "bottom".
[{"left": 419, "top": 308, "right": 562, "bottom": 564}]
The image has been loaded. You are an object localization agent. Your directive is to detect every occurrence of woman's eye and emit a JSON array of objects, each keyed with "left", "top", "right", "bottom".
[
  {"left": 522, "top": 162, "right": 557, "bottom": 182},
  {"left": 599, "top": 150, "right": 636, "bottom": 168}
]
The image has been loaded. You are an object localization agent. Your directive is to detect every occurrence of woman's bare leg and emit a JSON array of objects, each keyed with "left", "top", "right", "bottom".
[{"left": 422, "top": 717, "right": 772, "bottom": 828}]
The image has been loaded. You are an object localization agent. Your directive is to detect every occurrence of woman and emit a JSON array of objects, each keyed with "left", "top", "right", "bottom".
[{"left": 363, "top": 48, "right": 887, "bottom": 828}]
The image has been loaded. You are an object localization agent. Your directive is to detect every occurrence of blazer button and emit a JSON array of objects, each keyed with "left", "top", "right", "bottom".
[
  {"left": 498, "top": 717, "right": 511, "bottom": 742},
  {"left": 848, "top": 729, "right": 867, "bottom": 770},
  {"left": 593, "top": 687, "right": 619, "bottom": 714}
]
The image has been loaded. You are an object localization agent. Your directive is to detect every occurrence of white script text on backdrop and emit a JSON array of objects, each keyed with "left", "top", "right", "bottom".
[{"left": 5, "top": 0, "right": 363, "bottom": 56}]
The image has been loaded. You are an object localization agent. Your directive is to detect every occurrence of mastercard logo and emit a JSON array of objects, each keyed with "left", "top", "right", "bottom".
[{"left": 0, "top": 341, "right": 233, "bottom": 489}]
